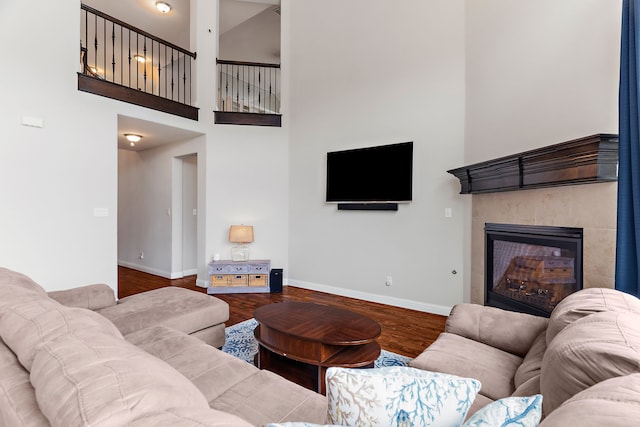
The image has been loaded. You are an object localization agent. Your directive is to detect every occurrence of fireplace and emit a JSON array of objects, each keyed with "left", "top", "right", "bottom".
[{"left": 485, "top": 223, "right": 583, "bottom": 317}]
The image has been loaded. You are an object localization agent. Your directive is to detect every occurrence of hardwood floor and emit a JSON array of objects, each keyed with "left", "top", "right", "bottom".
[{"left": 118, "top": 266, "right": 447, "bottom": 358}]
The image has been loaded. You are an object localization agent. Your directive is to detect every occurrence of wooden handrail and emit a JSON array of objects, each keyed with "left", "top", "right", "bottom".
[
  {"left": 217, "top": 58, "right": 280, "bottom": 69},
  {"left": 81, "top": 3, "right": 196, "bottom": 59}
]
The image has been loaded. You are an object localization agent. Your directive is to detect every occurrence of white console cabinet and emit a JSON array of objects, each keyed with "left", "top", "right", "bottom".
[{"left": 207, "top": 259, "right": 270, "bottom": 294}]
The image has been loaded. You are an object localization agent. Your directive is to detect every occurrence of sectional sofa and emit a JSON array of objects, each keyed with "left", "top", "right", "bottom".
[
  {"left": 410, "top": 287, "right": 640, "bottom": 425},
  {"left": 0, "top": 268, "right": 327, "bottom": 426}
]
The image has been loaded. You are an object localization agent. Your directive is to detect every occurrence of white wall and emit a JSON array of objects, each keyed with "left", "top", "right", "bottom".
[
  {"left": 0, "top": 0, "right": 118, "bottom": 290},
  {"left": 465, "top": 0, "right": 621, "bottom": 163},
  {"left": 464, "top": 0, "right": 621, "bottom": 304},
  {"left": 1, "top": 0, "right": 290, "bottom": 292},
  {"left": 219, "top": 5, "right": 281, "bottom": 63},
  {"left": 287, "top": 0, "right": 466, "bottom": 314}
]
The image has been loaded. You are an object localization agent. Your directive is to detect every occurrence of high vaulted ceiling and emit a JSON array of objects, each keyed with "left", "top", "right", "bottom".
[{"left": 83, "top": 0, "right": 280, "bottom": 53}]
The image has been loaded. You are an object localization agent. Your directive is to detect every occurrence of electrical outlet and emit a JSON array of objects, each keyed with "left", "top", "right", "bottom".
[
  {"left": 139, "top": 251, "right": 144, "bottom": 259},
  {"left": 385, "top": 276, "right": 392, "bottom": 287}
]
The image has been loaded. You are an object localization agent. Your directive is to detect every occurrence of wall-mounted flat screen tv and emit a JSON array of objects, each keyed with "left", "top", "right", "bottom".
[{"left": 326, "top": 142, "right": 413, "bottom": 203}]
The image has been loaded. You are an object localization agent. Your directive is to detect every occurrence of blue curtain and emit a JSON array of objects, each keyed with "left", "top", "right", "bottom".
[{"left": 616, "top": 0, "right": 640, "bottom": 296}]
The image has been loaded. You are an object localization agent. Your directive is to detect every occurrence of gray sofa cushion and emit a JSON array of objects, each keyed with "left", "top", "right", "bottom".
[
  {"left": 130, "top": 407, "right": 253, "bottom": 426},
  {"left": 539, "top": 374, "right": 640, "bottom": 427},
  {"left": 210, "top": 370, "right": 329, "bottom": 425},
  {"left": 546, "top": 287, "right": 640, "bottom": 345},
  {"left": 0, "top": 299, "right": 122, "bottom": 371},
  {"left": 126, "top": 325, "right": 258, "bottom": 401},
  {"left": 0, "top": 268, "right": 46, "bottom": 295},
  {"left": 48, "top": 283, "right": 116, "bottom": 310},
  {"left": 514, "top": 330, "right": 546, "bottom": 389},
  {"left": 97, "top": 286, "right": 229, "bottom": 336},
  {"left": 0, "top": 339, "right": 50, "bottom": 427},
  {"left": 445, "top": 303, "right": 548, "bottom": 358},
  {"left": 541, "top": 311, "right": 640, "bottom": 415},
  {"left": 410, "top": 332, "right": 522, "bottom": 400},
  {"left": 31, "top": 331, "right": 209, "bottom": 427},
  {"left": 127, "top": 325, "right": 328, "bottom": 426}
]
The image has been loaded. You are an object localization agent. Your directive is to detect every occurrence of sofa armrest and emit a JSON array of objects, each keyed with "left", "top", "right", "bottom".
[
  {"left": 47, "top": 284, "right": 116, "bottom": 310},
  {"left": 445, "top": 303, "right": 549, "bottom": 357}
]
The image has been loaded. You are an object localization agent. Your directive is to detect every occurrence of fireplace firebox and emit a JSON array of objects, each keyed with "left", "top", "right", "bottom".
[{"left": 485, "top": 223, "right": 583, "bottom": 317}]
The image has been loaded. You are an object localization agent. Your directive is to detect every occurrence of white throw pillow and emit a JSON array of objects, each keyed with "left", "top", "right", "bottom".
[
  {"left": 462, "top": 395, "right": 543, "bottom": 427},
  {"left": 326, "top": 366, "right": 481, "bottom": 427}
]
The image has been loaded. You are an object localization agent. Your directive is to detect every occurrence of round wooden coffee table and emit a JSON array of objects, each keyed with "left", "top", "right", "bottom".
[{"left": 254, "top": 301, "right": 381, "bottom": 394}]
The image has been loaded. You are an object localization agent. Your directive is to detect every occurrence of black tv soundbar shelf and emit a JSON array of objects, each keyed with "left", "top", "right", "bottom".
[{"left": 337, "top": 203, "right": 398, "bottom": 211}]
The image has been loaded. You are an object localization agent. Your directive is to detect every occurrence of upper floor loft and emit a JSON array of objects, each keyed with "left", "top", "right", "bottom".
[{"left": 78, "top": 0, "right": 282, "bottom": 127}]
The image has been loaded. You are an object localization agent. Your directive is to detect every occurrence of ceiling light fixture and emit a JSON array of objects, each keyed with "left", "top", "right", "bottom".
[
  {"left": 125, "top": 134, "right": 142, "bottom": 143},
  {"left": 133, "top": 55, "right": 146, "bottom": 63},
  {"left": 156, "top": 1, "right": 172, "bottom": 13}
]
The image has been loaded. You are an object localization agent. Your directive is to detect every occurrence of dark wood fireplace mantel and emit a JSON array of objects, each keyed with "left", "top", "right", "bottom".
[{"left": 447, "top": 134, "right": 618, "bottom": 194}]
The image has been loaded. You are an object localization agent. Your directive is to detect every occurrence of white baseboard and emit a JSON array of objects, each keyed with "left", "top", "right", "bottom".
[
  {"left": 287, "top": 279, "right": 452, "bottom": 316},
  {"left": 183, "top": 268, "right": 198, "bottom": 276},
  {"left": 118, "top": 261, "right": 176, "bottom": 280},
  {"left": 195, "top": 278, "right": 208, "bottom": 288}
]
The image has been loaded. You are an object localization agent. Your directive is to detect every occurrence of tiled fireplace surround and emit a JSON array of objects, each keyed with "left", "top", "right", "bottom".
[{"left": 470, "top": 182, "right": 617, "bottom": 305}]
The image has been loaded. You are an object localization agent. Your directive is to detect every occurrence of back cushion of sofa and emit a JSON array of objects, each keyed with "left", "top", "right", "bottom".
[
  {"left": 0, "top": 339, "right": 51, "bottom": 427},
  {"left": 514, "top": 330, "right": 547, "bottom": 389},
  {"left": 546, "top": 287, "right": 640, "bottom": 344},
  {"left": 539, "top": 374, "right": 640, "bottom": 427},
  {"left": 541, "top": 311, "right": 640, "bottom": 415},
  {"left": 31, "top": 331, "right": 209, "bottom": 427},
  {"left": 0, "top": 268, "right": 46, "bottom": 295},
  {"left": 0, "top": 300, "right": 123, "bottom": 371}
]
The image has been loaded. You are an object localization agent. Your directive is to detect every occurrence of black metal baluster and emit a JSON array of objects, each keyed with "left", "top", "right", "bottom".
[
  {"left": 224, "top": 64, "right": 229, "bottom": 111},
  {"left": 93, "top": 13, "right": 98, "bottom": 75},
  {"left": 111, "top": 22, "right": 116, "bottom": 81},
  {"left": 164, "top": 45, "right": 168, "bottom": 99},
  {"left": 136, "top": 34, "right": 139, "bottom": 90},
  {"left": 84, "top": 9, "right": 88, "bottom": 74},
  {"left": 245, "top": 66, "right": 249, "bottom": 112},
  {"left": 170, "top": 50, "right": 175, "bottom": 100},
  {"left": 128, "top": 29, "right": 132, "bottom": 88},
  {"left": 182, "top": 56, "right": 187, "bottom": 104},
  {"left": 236, "top": 64, "right": 239, "bottom": 111},
  {"left": 269, "top": 67, "right": 273, "bottom": 113},
  {"left": 258, "top": 68, "right": 262, "bottom": 112},
  {"left": 103, "top": 17, "right": 106, "bottom": 79},
  {"left": 143, "top": 37, "right": 147, "bottom": 92},
  {"left": 151, "top": 40, "right": 154, "bottom": 95},
  {"left": 120, "top": 26, "right": 123, "bottom": 86}
]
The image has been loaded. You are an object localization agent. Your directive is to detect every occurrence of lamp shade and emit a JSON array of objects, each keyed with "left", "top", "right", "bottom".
[{"left": 229, "top": 225, "right": 254, "bottom": 243}]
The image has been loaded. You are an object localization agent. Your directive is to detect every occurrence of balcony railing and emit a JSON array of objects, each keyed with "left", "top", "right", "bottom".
[
  {"left": 215, "top": 59, "right": 281, "bottom": 127},
  {"left": 79, "top": 4, "right": 198, "bottom": 120}
]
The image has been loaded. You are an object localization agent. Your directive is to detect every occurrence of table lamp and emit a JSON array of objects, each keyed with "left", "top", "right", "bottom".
[{"left": 229, "top": 225, "right": 254, "bottom": 261}]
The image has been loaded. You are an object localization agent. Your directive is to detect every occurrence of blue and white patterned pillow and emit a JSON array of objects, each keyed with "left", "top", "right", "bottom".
[
  {"left": 326, "top": 366, "right": 481, "bottom": 427},
  {"left": 462, "top": 395, "right": 543, "bottom": 427},
  {"left": 266, "top": 424, "right": 340, "bottom": 427}
]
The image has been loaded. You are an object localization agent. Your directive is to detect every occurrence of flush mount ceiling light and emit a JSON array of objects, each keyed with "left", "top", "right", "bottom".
[
  {"left": 133, "top": 55, "right": 146, "bottom": 63},
  {"left": 125, "top": 134, "right": 142, "bottom": 147},
  {"left": 156, "top": 1, "right": 172, "bottom": 13}
]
